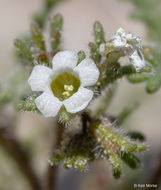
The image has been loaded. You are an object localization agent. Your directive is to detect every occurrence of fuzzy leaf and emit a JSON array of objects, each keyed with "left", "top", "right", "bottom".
[
  {"left": 127, "top": 131, "right": 145, "bottom": 142},
  {"left": 89, "top": 42, "right": 101, "bottom": 64},
  {"left": 122, "top": 153, "right": 141, "bottom": 169},
  {"left": 14, "top": 39, "right": 34, "bottom": 65},
  {"left": 50, "top": 13, "right": 63, "bottom": 53},
  {"left": 31, "top": 23, "right": 46, "bottom": 51},
  {"left": 33, "top": 0, "right": 64, "bottom": 28},
  {"left": 94, "top": 21, "right": 105, "bottom": 47},
  {"left": 89, "top": 21, "right": 105, "bottom": 65}
]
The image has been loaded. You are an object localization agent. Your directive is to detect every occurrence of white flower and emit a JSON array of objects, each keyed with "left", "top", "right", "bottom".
[
  {"left": 100, "top": 28, "right": 146, "bottom": 72},
  {"left": 129, "top": 50, "right": 145, "bottom": 72},
  {"left": 28, "top": 51, "right": 99, "bottom": 117},
  {"left": 109, "top": 28, "right": 142, "bottom": 51}
]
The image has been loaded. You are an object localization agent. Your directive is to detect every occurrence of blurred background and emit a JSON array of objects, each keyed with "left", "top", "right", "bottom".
[{"left": 0, "top": 0, "right": 161, "bottom": 189}]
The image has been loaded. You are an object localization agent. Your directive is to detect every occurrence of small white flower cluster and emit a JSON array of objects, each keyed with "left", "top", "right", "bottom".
[
  {"left": 28, "top": 51, "right": 99, "bottom": 117},
  {"left": 28, "top": 29, "right": 145, "bottom": 118},
  {"left": 100, "top": 28, "right": 146, "bottom": 72}
]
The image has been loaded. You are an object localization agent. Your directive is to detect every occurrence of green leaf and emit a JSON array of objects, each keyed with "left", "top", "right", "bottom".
[
  {"left": 122, "top": 153, "right": 141, "bottom": 169},
  {"left": 127, "top": 131, "right": 145, "bottom": 142},
  {"left": 50, "top": 13, "right": 63, "bottom": 53},
  {"left": 31, "top": 23, "right": 46, "bottom": 51},
  {"left": 128, "top": 73, "right": 149, "bottom": 83},
  {"left": 94, "top": 21, "right": 105, "bottom": 47},
  {"left": 14, "top": 39, "right": 34, "bottom": 65},
  {"left": 33, "top": 0, "right": 64, "bottom": 28},
  {"left": 89, "top": 21, "right": 105, "bottom": 65},
  {"left": 89, "top": 42, "right": 101, "bottom": 64},
  {"left": 146, "top": 73, "right": 161, "bottom": 93}
]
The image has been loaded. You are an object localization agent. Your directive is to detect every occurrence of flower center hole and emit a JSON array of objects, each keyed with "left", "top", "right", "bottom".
[{"left": 50, "top": 72, "right": 80, "bottom": 101}]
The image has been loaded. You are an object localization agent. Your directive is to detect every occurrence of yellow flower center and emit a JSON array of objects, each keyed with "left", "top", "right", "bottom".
[{"left": 50, "top": 72, "right": 80, "bottom": 101}]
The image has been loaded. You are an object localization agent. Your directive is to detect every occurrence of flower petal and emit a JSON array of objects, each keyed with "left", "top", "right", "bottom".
[
  {"left": 63, "top": 87, "right": 93, "bottom": 113},
  {"left": 74, "top": 58, "right": 99, "bottom": 87},
  {"left": 52, "top": 50, "right": 78, "bottom": 70},
  {"left": 129, "top": 50, "right": 146, "bottom": 72},
  {"left": 110, "top": 28, "right": 127, "bottom": 48},
  {"left": 28, "top": 65, "right": 52, "bottom": 91},
  {"left": 35, "top": 89, "right": 63, "bottom": 117}
]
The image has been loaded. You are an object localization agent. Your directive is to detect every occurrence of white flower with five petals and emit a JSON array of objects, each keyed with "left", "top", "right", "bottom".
[
  {"left": 100, "top": 28, "right": 146, "bottom": 72},
  {"left": 28, "top": 51, "right": 99, "bottom": 117}
]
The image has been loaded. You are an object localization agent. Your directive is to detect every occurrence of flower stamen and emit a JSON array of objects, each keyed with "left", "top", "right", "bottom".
[{"left": 62, "top": 85, "right": 74, "bottom": 98}]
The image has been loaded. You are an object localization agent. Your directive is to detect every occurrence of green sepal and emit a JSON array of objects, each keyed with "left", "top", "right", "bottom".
[
  {"left": 59, "top": 108, "right": 72, "bottom": 123},
  {"left": 35, "top": 52, "right": 49, "bottom": 66},
  {"left": 77, "top": 51, "right": 86, "bottom": 64},
  {"left": 15, "top": 94, "right": 38, "bottom": 112}
]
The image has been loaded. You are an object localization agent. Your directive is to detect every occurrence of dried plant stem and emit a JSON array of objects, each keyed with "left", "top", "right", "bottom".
[{"left": 0, "top": 126, "right": 42, "bottom": 190}]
